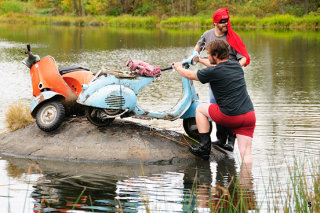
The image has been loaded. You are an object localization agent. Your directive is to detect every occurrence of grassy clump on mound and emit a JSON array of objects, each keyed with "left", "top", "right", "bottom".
[{"left": 5, "top": 101, "right": 34, "bottom": 131}]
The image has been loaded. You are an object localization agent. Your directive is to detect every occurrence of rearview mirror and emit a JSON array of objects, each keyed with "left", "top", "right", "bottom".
[{"left": 191, "top": 55, "right": 199, "bottom": 65}]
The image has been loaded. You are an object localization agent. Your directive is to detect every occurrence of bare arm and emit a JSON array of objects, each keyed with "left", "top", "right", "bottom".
[
  {"left": 194, "top": 44, "right": 215, "bottom": 67},
  {"left": 194, "top": 44, "right": 201, "bottom": 53},
  {"left": 239, "top": 57, "right": 247, "bottom": 67},
  {"left": 173, "top": 62, "right": 199, "bottom": 81},
  {"left": 198, "top": 57, "right": 213, "bottom": 67}
]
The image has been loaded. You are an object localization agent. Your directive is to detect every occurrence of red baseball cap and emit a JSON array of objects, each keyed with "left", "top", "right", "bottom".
[{"left": 213, "top": 8, "right": 229, "bottom": 23}]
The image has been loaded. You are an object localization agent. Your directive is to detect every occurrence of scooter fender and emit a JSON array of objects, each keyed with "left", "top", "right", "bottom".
[
  {"left": 77, "top": 84, "right": 136, "bottom": 112},
  {"left": 30, "top": 91, "right": 65, "bottom": 118},
  {"left": 180, "top": 101, "right": 212, "bottom": 121},
  {"left": 180, "top": 101, "right": 201, "bottom": 119}
]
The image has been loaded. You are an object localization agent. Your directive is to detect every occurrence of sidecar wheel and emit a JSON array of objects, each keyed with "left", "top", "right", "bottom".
[
  {"left": 183, "top": 117, "right": 212, "bottom": 141},
  {"left": 36, "top": 101, "right": 65, "bottom": 132},
  {"left": 85, "top": 107, "right": 115, "bottom": 127}
]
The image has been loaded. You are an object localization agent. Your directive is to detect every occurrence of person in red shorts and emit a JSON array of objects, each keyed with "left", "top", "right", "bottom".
[
  {"left": 173, "top": 39, "right": 255, "bottom": 161},
  {"left": 191, "top": 8, "right": 251, "bottom": 152}
]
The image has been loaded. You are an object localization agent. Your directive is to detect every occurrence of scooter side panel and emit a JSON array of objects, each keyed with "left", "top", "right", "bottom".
[
  {"left": 115, "top": 77, "right": 155, "bottom": 94},
  {"left": 78, "top": 85, "right": 137, "bottom": 111},
  {"left": 134, "top": 77, "right": 194, "bottom": 120},
  {"left": 80, "top": 74, "right": 155, "bottom": 97},
  {"left": 79, "top": 75, "right": 119, "bottom": 99}
]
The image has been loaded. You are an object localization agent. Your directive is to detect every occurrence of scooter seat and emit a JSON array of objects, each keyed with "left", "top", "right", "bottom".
[{"left": 59, "top": 66, "right": 90, "bottom": 75}]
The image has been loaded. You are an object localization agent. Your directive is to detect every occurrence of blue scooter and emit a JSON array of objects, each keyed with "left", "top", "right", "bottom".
[{"left": 76, "top": 56, "right": 212, "bottom": 139}]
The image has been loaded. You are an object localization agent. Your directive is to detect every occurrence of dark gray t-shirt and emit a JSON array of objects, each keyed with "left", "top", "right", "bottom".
[
  {"left": 197, "top": 60, "right": 254, "bottom": 116},
  {"left": 197, "top": 28, "right": 244, "bottom": 61}
]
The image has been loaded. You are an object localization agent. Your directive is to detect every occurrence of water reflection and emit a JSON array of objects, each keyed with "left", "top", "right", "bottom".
[
  {"left": 0, "top": 23, "right": 202, "bottom": 55},
  {"left": 1, "top": 24, "right": 320, "bottom": 212},
  {"left": 183, "top": 155, "right": 256, "bottom": 212},
  {"left": 3, "top": 154, "right": 256, "bottom": 212}
]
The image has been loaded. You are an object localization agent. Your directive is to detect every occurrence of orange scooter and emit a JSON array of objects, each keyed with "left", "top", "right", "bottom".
[{"left": 22, "top": 44, "right": 94, "bottom": 132}]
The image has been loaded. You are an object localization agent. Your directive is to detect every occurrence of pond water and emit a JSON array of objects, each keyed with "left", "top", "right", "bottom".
[{"left": 0, "top": 23, "right": 320, "bottom": 212}]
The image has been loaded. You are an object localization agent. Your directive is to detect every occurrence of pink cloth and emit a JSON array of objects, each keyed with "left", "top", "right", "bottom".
[{"left": 126, "top": 59, "right": 161, "bottom": 77}]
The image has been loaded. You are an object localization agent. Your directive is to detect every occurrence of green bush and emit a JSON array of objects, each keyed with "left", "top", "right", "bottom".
[
  {"left": 285, "top": 4, "right": 305, "bottom": 17},
  {"left": 134, "top": 2, "right": 157, "bottom": 16},
  {"left": 0, "top": 1, "right": 35, "bottom": 14},
  {"left": 37, "top": 8, "right": 55, "bottom": 15},
  {"left": 106, "top": 7, "right": 121, "bottom": 16},
  {"left": 0, "top": 1, "right": 24, "bottom": 13}
]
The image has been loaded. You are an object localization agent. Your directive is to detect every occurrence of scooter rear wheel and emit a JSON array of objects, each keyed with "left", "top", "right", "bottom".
[
  {"left": 85, "top": 107, "right": 115, "bottom": 127},
  {"left": 183, "top": 117, "right": 212, "bottom": 141},
  {"left": 36, "top": 101, "right": 65, "bottom": 132}
]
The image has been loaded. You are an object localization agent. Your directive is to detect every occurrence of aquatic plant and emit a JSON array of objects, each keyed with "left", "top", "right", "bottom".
[
  {"left": 5, "top": 101, "right": 34, "bottom": 131},
  {"left": 285, "top": 159, "right": 320, "bottom": 212}
]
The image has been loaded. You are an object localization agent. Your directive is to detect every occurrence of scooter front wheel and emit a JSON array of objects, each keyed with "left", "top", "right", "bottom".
[
  {"left": 36, "top": 101, "right": 65, "bottom": 132},
  {"left": 85, "top": 107, "right": 115, "bottom": 127},
  {"left": 183, "top": 117, "right": 212, "bottom": 141}
]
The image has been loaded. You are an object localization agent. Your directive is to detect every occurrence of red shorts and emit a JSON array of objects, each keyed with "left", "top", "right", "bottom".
[{"left": 208, "top": 104, "right": 256, "bottom": 138}]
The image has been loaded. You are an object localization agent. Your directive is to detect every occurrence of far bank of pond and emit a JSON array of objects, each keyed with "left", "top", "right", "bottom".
[{"left": 0, "top": 14, "right": 319, "bottom": 29}]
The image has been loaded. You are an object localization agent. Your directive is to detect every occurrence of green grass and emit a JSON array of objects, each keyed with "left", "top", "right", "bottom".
[
  {"left": 0, "top": 13, "right": 318, "bottom": 29},
  {"left": 161, "top": 14, "right": 320, "bottom": 29},
  {"left": 0, "top": 1, "right": 25, "bottom": 13},
  {"left": 0, "top": 14, "right": 158, "bottom": 27},
  {"left": 260, "top": 14, "right": 297, "bottom": 28},
  {"left": 160, "top": 16, "right": 211, "bottom": 28},
  {"left": 0, "top": 1, "right": 34, "bottom": 14},
  {"left": 286, "top": 159, "right": 320, "bottom": 212}
]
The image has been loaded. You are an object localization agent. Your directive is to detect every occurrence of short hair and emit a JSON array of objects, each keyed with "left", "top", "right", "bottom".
[{"left": 206, "top": 39, "right": 229, "bottom": 60}]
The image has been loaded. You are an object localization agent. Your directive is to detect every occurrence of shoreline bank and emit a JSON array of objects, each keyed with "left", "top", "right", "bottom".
[{"left": 0, "top": 14, "right": 319, "bottom": 29}]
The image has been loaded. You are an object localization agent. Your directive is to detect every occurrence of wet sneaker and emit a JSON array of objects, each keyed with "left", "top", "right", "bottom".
[
  {"left": 222, "top": 143, "right": 234, "bottom": 152},
  {"left": 189, "top": 145, "right": 210, "bottom": 160},
  {"left": 211, "top": 140, "right": 225, "bottom": 149},
  {"left": 212, "top": 140, "right": 234, "bottom": 152}
]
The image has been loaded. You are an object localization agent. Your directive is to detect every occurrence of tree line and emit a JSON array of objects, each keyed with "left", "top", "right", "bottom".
[{"left": 0, "top": 0, "right": 319, "bottom": 17}]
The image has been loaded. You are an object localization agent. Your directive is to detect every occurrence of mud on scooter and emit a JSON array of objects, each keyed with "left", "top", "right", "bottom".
[
  {"left": 76, "top": 55, "right": 212, "bottom": 140},
  {"left": 22, "top": 44, "right": 94, "bottom": 132}
]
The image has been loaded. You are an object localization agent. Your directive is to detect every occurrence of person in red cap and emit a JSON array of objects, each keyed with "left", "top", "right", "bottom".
[{"left": 191, "top": 8, "right": 250, "bottom": 153}]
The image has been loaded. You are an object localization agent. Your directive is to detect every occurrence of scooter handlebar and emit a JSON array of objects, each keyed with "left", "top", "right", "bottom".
[{"left": 160, "top": 65, "right": 173, "bottom": 71}]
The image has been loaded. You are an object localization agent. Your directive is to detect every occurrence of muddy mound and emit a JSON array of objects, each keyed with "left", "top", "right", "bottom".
[{"left": 0, "top": 117, "right": 200, "bottom": 163}]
